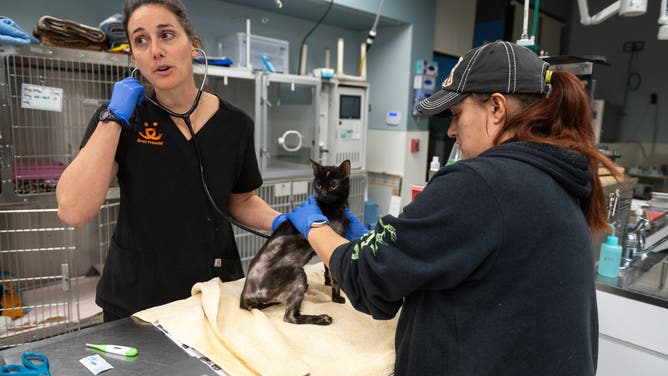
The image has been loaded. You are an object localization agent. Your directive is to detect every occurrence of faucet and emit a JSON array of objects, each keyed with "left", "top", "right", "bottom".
[{"left": 620, "top": 217, "right": 651, "bottom": 269}]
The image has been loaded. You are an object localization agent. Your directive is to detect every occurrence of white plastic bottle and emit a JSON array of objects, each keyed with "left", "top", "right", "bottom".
[{"left": 428, "top": 156, "right": 440, "bottom": 180}]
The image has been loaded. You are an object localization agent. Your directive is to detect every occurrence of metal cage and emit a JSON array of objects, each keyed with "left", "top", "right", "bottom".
[
  {"left": 0, "top": 46, "right": 127, "bottom": 201},
  {"left": 0, "top": 206, "right": 77, "bottom": 347},
  {"left": 0, "top": 46, "right": 127, "bottom": 347}
]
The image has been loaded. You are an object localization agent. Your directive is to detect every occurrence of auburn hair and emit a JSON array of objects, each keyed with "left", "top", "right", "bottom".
[{"left": 492, "top": 71, "right": 621, "bottom": 233}]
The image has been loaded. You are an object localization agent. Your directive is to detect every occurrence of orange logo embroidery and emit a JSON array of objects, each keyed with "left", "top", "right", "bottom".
[{"left": 137, "top": 121, "right": 164, "bottom": 146}]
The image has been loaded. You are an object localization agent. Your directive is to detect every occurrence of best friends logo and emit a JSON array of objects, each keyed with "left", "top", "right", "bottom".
[{"left": 137, "top": 121, "right": 164, "bottom": 146}]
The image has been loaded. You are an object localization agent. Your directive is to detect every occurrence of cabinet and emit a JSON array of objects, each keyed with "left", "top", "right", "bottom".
[{"left": 596, "top": 291, "right": 668, "bottom": 375}]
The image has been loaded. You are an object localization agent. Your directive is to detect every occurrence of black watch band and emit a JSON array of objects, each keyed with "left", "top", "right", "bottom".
[{"left": 99, "top": 108, "right": 124, "bottom": 125}]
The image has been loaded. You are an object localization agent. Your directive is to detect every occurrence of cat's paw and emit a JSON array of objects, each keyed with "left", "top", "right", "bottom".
[
  {"left": 332, "top": 295, "right": 346, "bottom": 304},
  {"left": 314, "top": 314, "right": 333, "bottom": 325}
]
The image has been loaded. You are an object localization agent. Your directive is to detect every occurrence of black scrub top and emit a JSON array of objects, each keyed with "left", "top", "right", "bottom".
[{"left": 81, "top": 96, "right": 262, "bottom": 317}]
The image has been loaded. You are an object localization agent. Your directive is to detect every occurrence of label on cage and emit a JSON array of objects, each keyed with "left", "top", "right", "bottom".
[
  {"left": 274, "top": 182, "right": 291, "bottom": 197},
  {"left": 292, "top": 181, "right": 308, "bottom": 195},
  {"left": 21, "top": 83, "right": 64, "bottom": 112}
]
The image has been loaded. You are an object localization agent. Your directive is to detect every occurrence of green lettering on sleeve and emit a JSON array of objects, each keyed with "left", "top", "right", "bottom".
[{"left": 350, "top": 219, "right": 397, "bottom": 260}]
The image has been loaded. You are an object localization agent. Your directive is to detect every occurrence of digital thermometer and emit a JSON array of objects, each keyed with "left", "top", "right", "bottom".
[{"left": 86, "top": 343, "right": 138, "bottom": 357}]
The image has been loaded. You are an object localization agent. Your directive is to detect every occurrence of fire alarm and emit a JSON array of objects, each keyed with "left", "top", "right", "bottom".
[{"left": 410, "top": 138, "right": 420, "bottom": 153}]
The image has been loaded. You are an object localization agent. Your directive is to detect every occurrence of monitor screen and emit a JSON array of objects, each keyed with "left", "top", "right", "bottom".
[{"left": 340, "top": 95, "right": 361, "bottom": 119}]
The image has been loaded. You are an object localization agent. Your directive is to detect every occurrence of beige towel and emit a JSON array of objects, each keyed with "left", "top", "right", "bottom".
[{"left": 134, "top": 262, "right": 398, "bottom": 376}]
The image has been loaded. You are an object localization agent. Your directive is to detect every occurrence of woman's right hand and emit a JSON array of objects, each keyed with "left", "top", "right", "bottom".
[
  {"left": 344, "top": 208, "right": 370, "bottom": 240},
  {"left": 108, "top": 77, "right": 145, "bottom": 126}
]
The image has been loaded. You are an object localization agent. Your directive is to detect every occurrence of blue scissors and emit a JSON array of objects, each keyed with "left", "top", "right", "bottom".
[{"left": 0, "top": 352, "right": 50, "bottom": 376}]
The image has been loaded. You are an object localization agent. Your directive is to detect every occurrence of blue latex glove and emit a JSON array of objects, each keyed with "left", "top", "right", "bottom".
[
  {"left": 271, "top": 213, "right": 287, "bottom": 231},
  {"left": 344, "top": 208, "right": 370, "bottom": 240},
  {"left": 286, "top": 195, "right": 329, "bottom": 238},
  {"left": 108, "top": 77, "right": 145, "bottom": 126}
]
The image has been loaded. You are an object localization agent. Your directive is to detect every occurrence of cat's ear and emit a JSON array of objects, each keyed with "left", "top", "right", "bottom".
[
  {"left": 310, "top": 159, "right": 321, "bottom": 174},
  {"left": 339, "top": 160, "right": 351, "bottom": 176}
]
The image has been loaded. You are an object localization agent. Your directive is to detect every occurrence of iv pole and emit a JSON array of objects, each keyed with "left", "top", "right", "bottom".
[{"left": 516, "top": 0, "right": 539, "bottom": 48}]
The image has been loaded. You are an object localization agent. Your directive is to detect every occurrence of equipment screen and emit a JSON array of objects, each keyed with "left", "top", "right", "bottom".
[{"left": 340, "top": 95, "right": 361, "bottom": 119}]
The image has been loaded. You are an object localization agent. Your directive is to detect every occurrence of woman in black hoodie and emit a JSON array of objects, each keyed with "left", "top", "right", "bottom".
[{"left": 287, "top": 41, "right": 621, "bottom": 376}]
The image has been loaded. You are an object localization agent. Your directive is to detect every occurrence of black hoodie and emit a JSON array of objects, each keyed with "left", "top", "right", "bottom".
[{"left": 330, "top": 142, "right": 598, "bottom": 376}]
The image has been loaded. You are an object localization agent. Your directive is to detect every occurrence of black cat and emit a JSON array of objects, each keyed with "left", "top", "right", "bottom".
[{"left": 240, "top": 159, "right": 351, "bottom": 325}]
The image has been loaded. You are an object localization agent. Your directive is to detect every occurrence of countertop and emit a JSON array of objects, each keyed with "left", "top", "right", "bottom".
[
  {"left": 594, "top": 208, "right": 668, "bottom": 309},
  {"left": 0, "top": 317, "right": 214, "bottom": 376},
  {"left": 595, "top": 249, "right": 668, "bottom": 309}
]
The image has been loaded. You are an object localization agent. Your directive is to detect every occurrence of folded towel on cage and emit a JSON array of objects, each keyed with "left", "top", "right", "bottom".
[
  {"left": 0, "top": 17, "right": 40, "bottom": 45},
  {"left": 33, "top": 16, "right": 107, "bottom": 51},
  {"left": 134, "top": 262, "right": 398, "bottom": 376},
  {"left": 98, "top": 13, "right": 127, "bottom": 48}
]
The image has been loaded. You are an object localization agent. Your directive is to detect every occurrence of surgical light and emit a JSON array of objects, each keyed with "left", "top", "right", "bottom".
[
  {"left": 619, "top": 0, "right": 647, "bottom": 17},
  {"left": 659, "top": 0, "right": 668, "bottom": 39},
  {"left": 578, "top": 0, "right": 667, "bottom": 40}
]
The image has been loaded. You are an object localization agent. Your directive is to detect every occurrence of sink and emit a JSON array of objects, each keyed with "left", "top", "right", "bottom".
[
  {"left": 645, "top": 220, "right": 668, "bottom": 253},
  {"left": 629, "top": 255, "right": 668, "bottom": 299}
]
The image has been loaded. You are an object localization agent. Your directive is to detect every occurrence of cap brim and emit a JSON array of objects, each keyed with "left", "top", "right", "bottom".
[{"left": 416, "top": 90, "right": 468, "bottom": 117}]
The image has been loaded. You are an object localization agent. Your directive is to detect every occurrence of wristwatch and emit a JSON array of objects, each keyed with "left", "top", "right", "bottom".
[
  {"left": 99, "top": 108, "right": 123, "bottom": 125},
  {"left": 310, "top": 220, "right": 329, "bottom": 228}
]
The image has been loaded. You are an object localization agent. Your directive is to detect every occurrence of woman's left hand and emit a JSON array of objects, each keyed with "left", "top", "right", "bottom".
[{"left": 286, "top": 195, "right": 329, "bottom": 238}]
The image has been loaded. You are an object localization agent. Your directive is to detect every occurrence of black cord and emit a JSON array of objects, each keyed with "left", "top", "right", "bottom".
[
  {"left": 150, "top": 93, "right": 270, "bottom": 239},
  {"left": 183, "top": 115, "right": 270, "bottom": 239},
  {"left": 135, "top": 57, "right": 270, "bottom": 239},
  {"left": 297, "top": 0, "right": 334, "bottom": 74},
  {"left": 622, "top": 50, "right": 642, "bottom": 115}
]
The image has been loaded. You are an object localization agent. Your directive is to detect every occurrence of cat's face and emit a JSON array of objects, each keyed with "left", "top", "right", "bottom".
[{"left": 310, "top": 159, "right": 351, "bottom": 205}]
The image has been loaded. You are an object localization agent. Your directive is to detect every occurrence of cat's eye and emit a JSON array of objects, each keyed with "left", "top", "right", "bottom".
[
  {"left": 315, "top": 183, "right": 322, "bottom": 189},
  {"left": 329, "top": 184, "right": 337, "bottom": 191}
]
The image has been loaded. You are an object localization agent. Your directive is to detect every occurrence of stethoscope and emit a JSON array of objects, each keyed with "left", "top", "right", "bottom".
[{"left": 131, "top": 48, "right": 270, "bottom": 239}]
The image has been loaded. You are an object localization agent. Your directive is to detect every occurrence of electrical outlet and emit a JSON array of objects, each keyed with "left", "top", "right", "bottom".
[{"left": 622, "top": 40, "right": 645, "bottom": 52}]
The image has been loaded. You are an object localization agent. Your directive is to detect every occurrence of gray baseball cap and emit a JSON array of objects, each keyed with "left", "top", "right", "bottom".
[{"left": 417, "top": 41, "right": 551, "bottom": 116}]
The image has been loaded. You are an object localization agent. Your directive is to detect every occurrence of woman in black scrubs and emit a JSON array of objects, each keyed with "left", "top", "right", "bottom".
[{"left": 56, "top": 0, "right": 284, "bottom": 321}]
